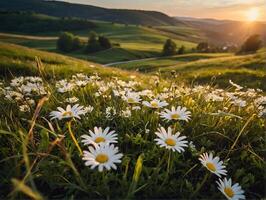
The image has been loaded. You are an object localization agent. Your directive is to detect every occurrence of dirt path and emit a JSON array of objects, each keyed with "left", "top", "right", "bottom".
[{"left": 104, "top": 57, "right": 161, "bottom": 66}]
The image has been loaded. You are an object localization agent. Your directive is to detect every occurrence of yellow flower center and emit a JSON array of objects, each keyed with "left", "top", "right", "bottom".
[
  {"left": 171, "top": 113, "right": 180, "bottom": 119},
  {"left": 95, "top": 154, "right": 109, "bottom": 163},
  {"left": 224, "top": 187, "right": 234, "bottom": 198},
  {"left": 151, "top": 101, "right": 159, "bottom": 108},
  {"left": 165, "top": 138, "right": 176, "bottom": 146},
  {"left": 128, "top": 98, "right": 135, "bottom": 104},
  {"left": 62, "top": 111, "right": 73, "bottom": 117},
  {"left": 94, "top": 137, "right": 106, "bottom": 143},
  {"left": 206, "top": 162, "right": 216, "bottom": 172}
]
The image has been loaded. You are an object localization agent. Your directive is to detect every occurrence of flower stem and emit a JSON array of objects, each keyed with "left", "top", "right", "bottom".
[
  {"left": 167, "top": 151, "right": 172, "bottom": 174},
  {"left": 190, "top": 172, "right": 210, "bottom": 198},
  {"left": 67, "top": 121, "right": 83, "bottom": 156}
]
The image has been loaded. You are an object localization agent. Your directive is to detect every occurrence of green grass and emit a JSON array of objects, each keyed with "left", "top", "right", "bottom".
[
  {"left": 0, "top": 42, "right": 143, "bottom": 80},
  {"left": 0, "top": 21, "right": 196, "bottom": 64},
  {"left": 0, "top": 43, "right": 265, "bottom": 199},
  {"left": 116, "top": 53, "right": 232, "bottom": 71},
  {"left": 161, "top": 51, "right": 266, "bottom": 90},
  {"left": 117, "top": 51, "right": 266, "bottom": 91},
  {"left": 154, "top": 25, "right": 205, "bottom": 43}
]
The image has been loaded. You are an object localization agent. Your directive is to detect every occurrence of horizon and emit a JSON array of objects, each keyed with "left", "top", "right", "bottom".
[{"left": 55, "top": 0, "right": 266, "bottom": 21}]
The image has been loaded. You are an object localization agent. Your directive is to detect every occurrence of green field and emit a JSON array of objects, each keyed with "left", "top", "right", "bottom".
[
  {"left": 0, "top": 42, "right": 143, "bottom": 80},
  {"left": 0, "top": 42, "right": 265, "bottom": 199},
  {"left": 116, "top": 50, "right": 266, "bottom": 90},
  {"left": 0, "top": 21, "right": 196, "bottom": 64}
]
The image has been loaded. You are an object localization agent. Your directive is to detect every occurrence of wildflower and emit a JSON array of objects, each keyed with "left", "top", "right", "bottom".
[
  {"left": 121, "top": 108, "right": 132, "bottom": 118},
  {"left": 199, "top": 152, "right": 227, "bottom": 177},
  {"left": 82, "top": 144, "right": 123, "bottom": 172},
  {"left": 132, "top": 106, "right": 141, "bottom": 110},
  {"left": 205, "top": 93, "right": 224, "bottom": 102},
  {"left": 217, "top": 178, "right": 245, "bottom": 200},
  {"left": 231, "top": 99, "right": 246, "bottom": 107},
  {"left": 124, "top": 92, "right": 141, "bottom": 104},
  {"left": 143, "top": 99, "right": 168, "bottom": 109},
  {"left": 258, "top": 108, "right": 266, "bottom": 118},
  {"left": 154, "top": 127, "right": 188, "bottom": 152},
  {"left": 84, "top": 105, "right": 94, "bottom": 113},
  {"left": 188, "top": 141, "right": 197, "bottom": 151},
  {"left": 65, "top": 97, "right": 79, "bottom": 103},
  {"left": 105, "top": 106, "right": 116, "bottom": 119},
  {"left": 19, "top": 104, "right": 30, "bottom": 112},
  {"left": 50, "top": 104, "right": 87, "bottom": 120},
  {"left": 160, "top": 106, "right": 191, "bottom": 122},
  {"left": 56, "top": 79, "right": 75, "bottom": 93},
  {"left": 229, "top": 80, "right": 243, "bottom": 91},
  {"left": 81, "top": 127, "right": 117, "bottom": 146}
]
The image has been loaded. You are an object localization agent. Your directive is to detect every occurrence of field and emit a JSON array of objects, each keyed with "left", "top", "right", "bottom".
[
  {"left": 0, "top": 21, "right": 196, "bottom": 64},
  {"left": 0, "top": 43, "right": 265, "bottom": 199},
  {"left": 116, "top": 50, "right": 266, "bottom": 90}
]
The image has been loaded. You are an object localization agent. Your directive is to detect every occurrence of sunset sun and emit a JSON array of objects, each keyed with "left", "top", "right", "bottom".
[{"left": 246, "top": 8, "right": 259, "bottom": 21}]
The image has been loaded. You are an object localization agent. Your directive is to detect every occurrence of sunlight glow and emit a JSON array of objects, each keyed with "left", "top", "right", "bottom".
[{"left": 246, "top": 8, "right": 259, "bottom": 22}]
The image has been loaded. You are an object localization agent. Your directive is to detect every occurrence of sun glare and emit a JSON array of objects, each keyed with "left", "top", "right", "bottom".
[{"left": 246, "top": 8, "right": 259, "bottom": 22}]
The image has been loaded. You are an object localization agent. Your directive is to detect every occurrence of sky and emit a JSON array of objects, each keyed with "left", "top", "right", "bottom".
[{"left": 57, "top": 0, "right": 266, "bottom": 21}]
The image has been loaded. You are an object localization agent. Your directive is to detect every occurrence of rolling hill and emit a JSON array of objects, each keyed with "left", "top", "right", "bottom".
[
  {"left": 0, "top": 42, "right": 142, "bottom": 80},
  {"left": 0, "top": 11, "right": 96, "bottom": 33},
  {"left": 175, "top": 16, "right": 266, "bottom": 45},
  {"left": 0, "top": 0, "right": 181, "bottom": 26},
  {"left": 0, "top": 21, "right": 196, "bottom": 64},
  {"left": 116, "top": 50, "right": 266, "bottom": 90}
]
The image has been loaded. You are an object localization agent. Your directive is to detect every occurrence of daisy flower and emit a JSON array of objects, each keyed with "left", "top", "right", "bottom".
[
  {"left": 50, "top": 104, "right": 87, "bottom": 120},
  {"left": 82, "top": 144, "right": 123, "bottom": 172},
  {"left": 217, "top": 178, "right": 245, "bottom": 200},
  {"left": 154, "top": 127, "right": 188, "bottom": 152},
  {"left": 81, "top": 127, "right": 118, "bottom": 146},
  {"left": 160, "top": 106, "right": 191, "bottom": 121},
  {"left": 143, "top": 99, "right": 168, "bottom": 109},
  {"left": 199, "top": 152, "right": 227, "bottom": 177},
  {"left": 65, "top": 96, "right": 79, "bottom": 103},
  {"left": 124, "top": 92, "right": 141, "bottom": 104}
]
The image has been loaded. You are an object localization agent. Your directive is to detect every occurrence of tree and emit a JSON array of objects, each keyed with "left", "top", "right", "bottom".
[
  {"left": 162, "top": 39, "right": 177, "bottom": 56},
  {"left": 57, "top": 32, "right": 74, "bottom": 52},
  {"left": 72, "top": 37, "right": 84, "bottom": 50},
  {"left": 196, "top": 42, "right": 209, "bottom": 52},
  {"left": 98, "top": 36, "right": 112, "bottom": 49},
  {"left": 177, "top": 45, "right": 185, "bottom": 54},
  {"left": 86, "top": 31, "right": 102, "bottom": 53},
  {"left": 239, "top": 34, "right": 262, "bottom": 53}
]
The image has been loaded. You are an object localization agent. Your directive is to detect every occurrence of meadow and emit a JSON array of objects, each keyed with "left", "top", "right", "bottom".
[
  {"left": 116, "top": 50, "right": 266, "bottom": 91},
  {"left": 0, "top": 20, "right": 196, "bottom": 64},
  {"left": 0, "top": 43, "right": 265, "bottom": 199}
]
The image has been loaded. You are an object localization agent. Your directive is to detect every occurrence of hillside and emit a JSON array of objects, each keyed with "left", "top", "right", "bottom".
[
  {"left": 116, "top": 51, "right": 266, "bottom": 90},
  {"left": 0, "top": 22, "right": 196, "bottom": 64},
  {"left": 0, "top": 0, "right": 181, "bottom": 26},
  {"left": 0, "top": 42, "right": 265, "bottom": 200},
  {"left": 175, "top": 17, "right": 266, "bottom": 45},
  {"left": 0, "top": 11, "right": 96, "bottom": 33},
  {"left": 0, "top": 42, "right": 143, "bottom": 80}
]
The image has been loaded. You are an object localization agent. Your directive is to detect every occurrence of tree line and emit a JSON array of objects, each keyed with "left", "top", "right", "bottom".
[
  {"left": 57, "top": 32, "right": 114, "bottom": 53},
  {"left": 162, "top": 34, "right": 263, "bottom": 56},
  {"left": 0, "top": 11, "right": 96, "bottom": 33}
]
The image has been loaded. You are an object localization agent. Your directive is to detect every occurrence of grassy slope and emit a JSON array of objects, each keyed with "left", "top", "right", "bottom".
[
  {"left": 116, "top": 53, "right": 232, "bottom": 71},
  {"left": 154, "top": 25, "right": 206, "bottom": 43},
  {"left": 166, "top": 51, "right": 266, "bottom": 90},
  {"left": 1, "top": 41, "right": 264, "bottom": 90},
  {"left": 117, "top": 50, "right": 266, "bottom": 90},
  {"left": 0, "top": 42, "right": 144, "bottom": 81},
  {"left": 0, "top": 21, "right": 196, "bottom": 64},
  {"left": 0, "top": 43, "right": 265, "bottom": 200}
]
